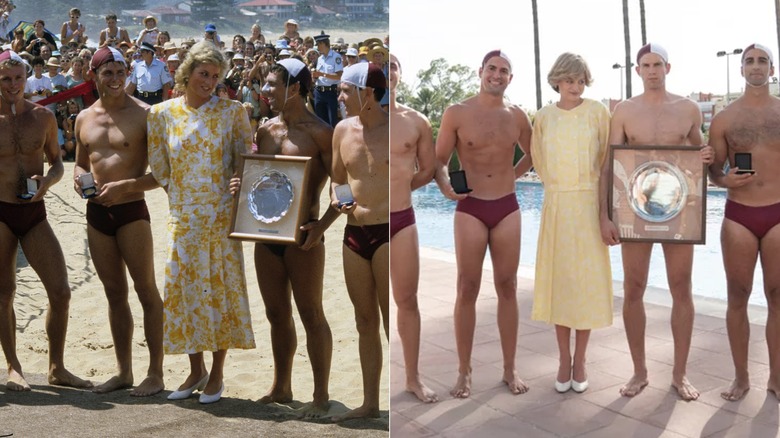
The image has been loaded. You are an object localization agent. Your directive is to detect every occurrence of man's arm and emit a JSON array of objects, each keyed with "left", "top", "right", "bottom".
[
  {"left": 125, "top": 69, "right": 137, "bottom": 96},
  {"left": 301, "top": 124, "right": 340, "bottom": 250},
  {"left": 433, "top": 106, "right": 467, "bottom": 200},
  {"left": 686, "top": 100, "right": 714, "bottom": 164},
  {"left": 73, "top": 112, "right": 91, "bottom": 195},
  {"left": 32, "top": 110, "right": 64, "bottom": 202},
  {"left": 599, "top": 104, "right": 627, "bottom": 245},
  {"left": 707, "top": 112, "right": 752, "bottom": 189},
  {"left": 410, "top": 113, "right": 435, "bottom": 191},
  {"left": 513, "top": 107, "right": 533, "bottom": 179},
  {"left": 330, "top": 124, "right": 354, "bottom": 214}
]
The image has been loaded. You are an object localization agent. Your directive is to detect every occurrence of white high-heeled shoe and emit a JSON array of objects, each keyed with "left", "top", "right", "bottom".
[
  {"left": 199, "top": 382, "right": 224, "bottom": 404},
  {"left": 167, "top": 374, "right": 209, "bottom": 400},
  {"left": 572, "top": 379, "right": 589, "bottom": 393},
  {"left": 554, "top": 379, "right": 572, "bottom": 393}
]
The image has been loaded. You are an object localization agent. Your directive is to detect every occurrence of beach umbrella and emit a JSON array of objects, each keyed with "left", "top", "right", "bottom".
[{"left": 6, "top": 20, "right": 59, "bottom": 44}]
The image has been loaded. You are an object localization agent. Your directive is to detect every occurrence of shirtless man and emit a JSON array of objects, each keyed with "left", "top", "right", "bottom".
[
  {"left": 707, "top": 43, "right": 780, "bottom": 401},
  {"left": 330, "top": 62, "right": 389, "bottom": 421},
  {"left": 435, "top": 50, "right": 532, "bottom": 398},
  {"left": 0, "top": 50, "right": 92, "bottom": 391},
  {"left": 389, "top": 53, "right": 438, "bottom": 403},
  {"left": 73, "top": 47, "right": 164, "bottom": 396},
  {"left": 252, "top": 59, "right": 337, "bottom": 417},
  {"left": 600, "top": 43, "right": 713, "bottom": 401}
]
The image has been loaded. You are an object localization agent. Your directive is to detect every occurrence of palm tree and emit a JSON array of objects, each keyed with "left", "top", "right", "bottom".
[
  {"left": 532, "top": 0, "right": 542, "bottom": 109},
  {"left": 776, "top": 0, "right": 780, "bottom": 95},
  {"left": 639, "top": 0, "right": 647, "bottom": 45},
  {"left": 622, "top": 0, "right": 632, "bottom": 99}
]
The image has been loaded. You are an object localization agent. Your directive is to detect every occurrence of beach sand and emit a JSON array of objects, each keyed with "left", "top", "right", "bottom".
[{"left": 1, "top": 162, "right": 389, "bottom": 436}]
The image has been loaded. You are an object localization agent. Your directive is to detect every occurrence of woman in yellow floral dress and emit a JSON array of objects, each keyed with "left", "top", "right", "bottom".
[
  {"left": 148, "top": 41, "right": 255, "bottom": 404},
  {"left": 531, "top": 53, "right": 613, "bottom": 394}
]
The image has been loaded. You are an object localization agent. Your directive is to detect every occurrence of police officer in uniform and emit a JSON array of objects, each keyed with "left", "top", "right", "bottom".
[
  {"left": 312, "top": 32, "right": 343, "bottom": 127},
  {"left": 125, "top": 42, "right": 172, "bottom": 105}
]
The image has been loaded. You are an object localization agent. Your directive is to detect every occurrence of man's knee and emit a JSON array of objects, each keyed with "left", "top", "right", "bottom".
[
  {"left": 764, "top": 285, "right": 780, "bottom": 312},
  {"left": 354, "top": 309, "right": 380, "bottom": 334},
  {"left": 494, "top": 276, "right": 517, "bottom": 300},
  {"left": 47, "top": 284, "right": 71, "bottom": 307},
  {"left": 265, "top": 304, "right": 293, "bottom": 326},
  {"left": 393, "top": 289, "right": 419, "bottom": 312},
  {"left": 134, "top": 284, "right": 162, "bottom": 310},
  {"left": 457, "top": 275, "right": 481, "bottom": 302},
  {"left": 623, "top": 274, "right": 648, "bottom": 298}
]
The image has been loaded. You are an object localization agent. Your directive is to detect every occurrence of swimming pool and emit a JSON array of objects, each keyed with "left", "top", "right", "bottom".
[{"left": 413, "top": 181, "right": 767, "bottom": 307}]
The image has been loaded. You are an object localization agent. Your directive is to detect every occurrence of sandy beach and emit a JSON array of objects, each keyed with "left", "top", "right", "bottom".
[{"left": 1, "top": 162, "right": 389, "bottom": 436}]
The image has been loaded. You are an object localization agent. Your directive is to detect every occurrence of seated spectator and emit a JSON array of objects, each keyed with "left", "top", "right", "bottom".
[
  {"left": 281, "top": 19, "right": 300, "bottom": 40},
  {"left": 23, "top": 57, "right": 53, "bottom": 103},
  {"left": 248, "top": 23, "right": 265, "bottom": 46},
  {"left": 136, "top": 16, "right": 159, "bottom": 47},
  {"left": 11, "top": 27, "right": 25, "bottom": 53},
  {"left": 60, "top": 8, "right": 87, "bottom": 46},
  {"left": 25, "top": 20, "right": 57, "bottom": 57},
  {"left": 99, "top": 13, "right": 131, "bottom": 48}
]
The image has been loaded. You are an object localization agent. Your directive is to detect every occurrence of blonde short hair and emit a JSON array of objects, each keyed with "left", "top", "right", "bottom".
[
  {"left": 547, "top": 52, "right": 593, "bottom": 92},
  {"left": 174, "top": 41, "right": 228, "bottom": 93}
]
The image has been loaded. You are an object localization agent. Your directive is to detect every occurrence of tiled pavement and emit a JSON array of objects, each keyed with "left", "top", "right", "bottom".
[{"left": 390, "top": 248, "right": 779, "bottom": 438}]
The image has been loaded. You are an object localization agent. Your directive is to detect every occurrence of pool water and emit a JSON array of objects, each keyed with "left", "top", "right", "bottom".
[{"left": 413, "top": 181, "right": 767, "bottom": 307}]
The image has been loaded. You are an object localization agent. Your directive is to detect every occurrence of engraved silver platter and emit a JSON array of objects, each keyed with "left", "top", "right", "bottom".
[
  {"left": 627, "top": 161, "right": 688, "bottom": 223},
  {"left": 247, "top": 170, "right": 294, "bottom": 223}
]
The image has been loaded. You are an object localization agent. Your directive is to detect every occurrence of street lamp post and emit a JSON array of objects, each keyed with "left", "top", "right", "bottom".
[
  {"left": 612, "top": 63, "right": 632, "bottom": 100},
  {"left": 716, "top": 48, "right": 743, "bottom": 104}
]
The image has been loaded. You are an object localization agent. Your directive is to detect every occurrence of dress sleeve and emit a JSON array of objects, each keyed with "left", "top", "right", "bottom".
[
  {"left": 531, "top": 108, "right": 546, "bottom": 182},
  {"left": 147, "top": 107, "right": 171, "bottom": 189},
  {"left": 231, "top": 103, "right": 252, "bottom": 172},
  {"left": 596, "top": 102, "right": 611, "bottom": 167}
]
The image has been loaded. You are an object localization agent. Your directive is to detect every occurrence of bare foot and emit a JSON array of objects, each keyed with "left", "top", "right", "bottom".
[
  {"left": 296, "top": 400, "right": 331, "bottom": 420},
  {"left": 6, "top": 369, "right": 31, "bottom": 392},
  {"left": 49, "top": 368, "right": 93, "bottom": 389},
  {"left": 619, "top": 374, "right": 648, "bottom": 397},
  {"left": 332, "top": 404, "right": 380, "bottom": 422},
  {"left": 672, "top": 376, "right": 699, "bottom": 401},
  {"left": 130, "top": 375, "right": 164, "bottom": 397},
  {"left": 258, "top": 387, "right": 293, "bottom": 404},
  {"left": 450, "top": 372, "right": 471, "bottom": 398},
  {"left": 92, "top": 375, "right": 133, "bottom": 394},
  {"left": 406, "top": 378, "right": 438, "bottom": 403},
  {"left": 721, "top": 378, "right": 750, "bottom": 401},
  {"left": 503, "top": 370, "right": 529, "bottom": 395},
  {"left": 767, "top": 375, "right": 780, "bottom": 400}
]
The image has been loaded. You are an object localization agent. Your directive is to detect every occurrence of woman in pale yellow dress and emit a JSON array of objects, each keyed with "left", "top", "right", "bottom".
[
  {"left": 531, "top": 53, "right": 612, "bottom": 394},
  {"left": 148, "top": 41, "right": 255, "bottom": 404}
]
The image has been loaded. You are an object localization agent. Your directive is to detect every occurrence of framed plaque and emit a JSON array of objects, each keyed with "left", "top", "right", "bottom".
[
  {"left": 229, "top": 154, "right": 312, "bottom": 244},
  {"left": 609, "top": 145, "right": 706, "bottom": 244}
]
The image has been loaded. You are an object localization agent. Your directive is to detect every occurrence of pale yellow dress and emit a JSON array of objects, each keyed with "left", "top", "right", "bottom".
[
  {"left": 148, "top": 96, "right": 256, "bottom": 354},
  {"left": 531, "top": 98, "right": 613, "bottom": 329}
]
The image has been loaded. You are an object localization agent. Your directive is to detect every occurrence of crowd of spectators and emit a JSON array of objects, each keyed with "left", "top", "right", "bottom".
[{"left": 0, "top": 1, "right": 389, "bottom": 158}]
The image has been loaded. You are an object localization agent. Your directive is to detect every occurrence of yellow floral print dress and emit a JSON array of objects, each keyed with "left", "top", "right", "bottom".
[
  {"left": 531, "top": 98, "right": 613, "bottom": 330},
  {"left": 148, "top": 96, "right": 256, "bottom": 354}
]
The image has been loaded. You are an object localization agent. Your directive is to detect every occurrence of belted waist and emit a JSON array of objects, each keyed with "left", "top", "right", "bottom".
[
  {"left": 315, "top": 85, "right": 338, "bottom": 92},
  {"left": 137, "top": 90, "right": 162, "bottom": 98},
  {"left": 543, "top": 183, "right": 598, "bottom": 192}
]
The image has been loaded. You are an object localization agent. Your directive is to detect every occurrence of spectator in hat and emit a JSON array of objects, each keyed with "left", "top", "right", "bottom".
[
  {"left": 99, "top": 14, "right": 132, "bottom": 48},
  {"left": 25, "top": 20, "right": 57, "bottom": 57},
  {"left": 60, "top": 8, "right": 86, "bottom": 47},
  {"left": 369, "top": 45, "right": 389, "bottom": 108},
  {"left": 45, "top": 56, "right": 67, "bottom": 93},
  {"left": 312, "top": 32, "right": 343, "bottom": 127},
  {"left": 136, "top": 16, "right": 159, "bottom": 48},
  {"left": 203, "top": 23, "right": 222, "bottom": 46},
  {"left": 281, "top": 19, "right": 300, "bottom": 40},
  {"left": 358, "top": 46, "right": 369, "bottom": 63},
  {"left": 0, "top": 11, "right": 11, "bottom": 44},
  {"left": 162, "top": 42, "right": 177, "bottom": 61},
  {"left": 248, "top": 23, "right": 265, "bottom": 46},
  {"left": 125, "top": 42, "right": 172, "bottom": 105},
  {"left": 278, "top": 49, "right": 292, "bottom": 60},
  {"left": 345, "top": 47, "right": 359, "bottom": 67}
]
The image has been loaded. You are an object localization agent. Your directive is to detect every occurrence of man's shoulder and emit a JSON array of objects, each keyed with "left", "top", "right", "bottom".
[{"left": 395, "top": 103, "right": 430, "bottom": 124}]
